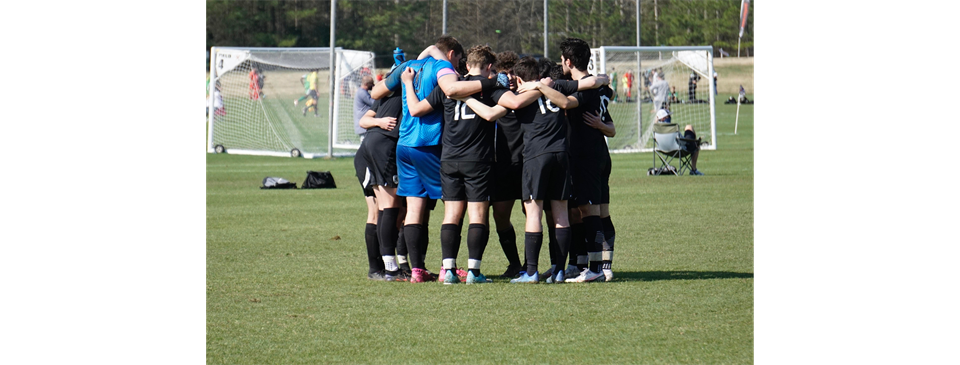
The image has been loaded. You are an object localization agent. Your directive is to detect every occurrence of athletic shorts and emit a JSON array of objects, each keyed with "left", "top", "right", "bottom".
[
  {"left": 354, "top": 144, "right": 375, "bottom": 197},
  {"left": 522, "top": 152, "right": 572, "bottom": 202},
  {"left": 681, "top": 130, "right": 700, "bottom": 152},
  {"left": 570, "top": 155, "right": 611, "bottom": 206},
  {"left": 490, "top": 162, "right": 522, "bottom": 202},
  {"left": 396, "top": 145, "right": 442, "bottom": 199},
  {"left": 440, "top": 161, "right": 492, "bottom": 202},
  {"left": 360, "top": 132, "right": 399, "bottom": 188}
]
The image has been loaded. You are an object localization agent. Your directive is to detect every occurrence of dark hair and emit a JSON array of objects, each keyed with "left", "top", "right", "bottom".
[
  {"left": 560, "top": 38, "right": 591, "bottom": 72},
  {"left": 435, "top": 35, "right": 464, "bottom": 60},
  {"left": 537, "top": 57, "right": 555, "bottom": 79},
  {"left": 549, "top": 63, "right": 567, "bottom": 80},
  {"left": 456, "top": 57, "right": 467, "bottom": 75},
  {"left": 513, "top": 56, "right": 539, "bottom": 82},
  {"left": 495, "top": 51, "right": 519, "bottom": 73}
]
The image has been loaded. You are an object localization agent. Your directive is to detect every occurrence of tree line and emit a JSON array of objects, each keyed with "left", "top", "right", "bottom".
[{"left": 206, "top": 0, "right": 754, "bottom": 69}]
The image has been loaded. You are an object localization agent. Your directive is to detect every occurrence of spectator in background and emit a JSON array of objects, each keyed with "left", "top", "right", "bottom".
[
  {"left": 656, "top": 109, "right": 704, "bottom": 176},
  {"left": 249, "top": 66, "right": 264, "bottom": 99},
  {"left": 649, "top": 72, "right": 670, "bottom": 112},
  {"left": 354, "top": 75, "right": 375, "bottom": 140}
]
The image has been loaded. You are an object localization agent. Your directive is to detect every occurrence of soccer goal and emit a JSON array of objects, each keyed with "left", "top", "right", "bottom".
[
  {"left": 207, "top": 47, "right": 375, "bottom": 158},
  {"left": 588, "top": 46, "right": 717, "bottom": 153}
]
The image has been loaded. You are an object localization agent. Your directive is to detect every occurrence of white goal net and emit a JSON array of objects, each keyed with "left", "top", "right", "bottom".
[
  {"left": 588, "top": 46, "right": 717, "bottom": 153},
  {"left": 207, "top": 47, "right": 375, "bottom": 158}
]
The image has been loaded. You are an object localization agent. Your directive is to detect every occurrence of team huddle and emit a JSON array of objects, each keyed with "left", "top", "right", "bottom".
[{"left": 351, "top": 35, "right": 617, "bottom": 284}]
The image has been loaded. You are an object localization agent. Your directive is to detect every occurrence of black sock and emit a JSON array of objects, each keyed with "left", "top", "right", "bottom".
[
  {"left": 379, "top": 208, "right": 400, "bottom": 256},
  {"left": 440, "top": 224, "right": 461, "bottom": 264},
  {"left": 524, "top": 232, "right": 543, "bottom": 275},
  {"left": 602, "top": 216, "right": 616, "bottom": 252},
  {"left": 497, "top": 226, "right": 522, "bottom": 268},
  {"left": 421, "top": 223, "right": 430, "bottom": 265},
  {"left": 555, "top": 227, "right": 570, "bottom": 273},
  {"left": 547, "top": 224, "right": 559, "bottom": 267},
  {"left": 403, "top": 224, "right": 425, "bottom": 269},
  {"left": 467, "top": 224, "right": 489, "bottom": 262},
  {"left": 365, "top": 223, "right": 383, "bottom": 273},
  {"left": 583, "top": 215, "right": 604, "bottom": 272},
  {"left": 602, "top": 215, "right": 615, "bottom": 272},
  {"left": 569, "top": 223, "right": 584, "bottom": 267}
]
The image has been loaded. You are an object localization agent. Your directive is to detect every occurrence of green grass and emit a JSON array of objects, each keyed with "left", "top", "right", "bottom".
[{"left": 207, "top": 102, "right": 753, "bottom": 364}]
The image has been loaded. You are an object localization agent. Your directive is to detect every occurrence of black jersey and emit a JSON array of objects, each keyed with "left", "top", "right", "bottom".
[
  {"left": 431, "top": 74, "right": 497, "bottom": 162},
  {"left": 366, "top": 89, "right": 404, "bottom": 139},
  {"left": 513, "top": 80, "right": 579, "bottom": 162},
  {"left": 567, "top": 76, "right": 614, "bottom": 159},
  {"left": 491, "top": 89, "right": 522, "bottom": 164}
]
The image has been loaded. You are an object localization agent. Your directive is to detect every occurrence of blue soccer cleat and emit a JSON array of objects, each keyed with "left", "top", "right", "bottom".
[{"left": 510, "top": 271, "right": 539, "bottom": 284}]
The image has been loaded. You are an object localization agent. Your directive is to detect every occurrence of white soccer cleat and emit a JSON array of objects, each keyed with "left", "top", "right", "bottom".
[
  {"left": 294, "top": 100, "right": 298, "bottom": 106},
  {"left": 565, "top": 269, "right": 605, "bottom": 283}
]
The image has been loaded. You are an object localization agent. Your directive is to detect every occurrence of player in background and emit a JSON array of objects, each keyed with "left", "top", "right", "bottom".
[
  {"left": 559, "top": 38, "right": 616, "bottom": 283},
  {"left": 295, "top": 70, "right": 320, "bottom": 117},
  {"left": 249, "top": 66, "right": 264, "bottom": 100}
]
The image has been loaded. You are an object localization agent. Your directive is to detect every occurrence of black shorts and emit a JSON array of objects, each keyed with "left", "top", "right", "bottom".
[
  {"left": 522, "top": 152, "right": 572, "bottom": 202},
  {"left": 682, "top": 130, "right": 700, "bottom": 152},
  {"left": 354, "top": 144, "right": 375, "bottom": 197},
  {"left": 570, "top": 155, "right": 611, "bottom": 206},
  {"left": 491, "top": 162, "right": 522, "bottom": 202},
  {"left": 440, "top": 161, "right": 492, "bottom": 202},
  {"left": 360, "top": 132, "right": 399, "bottom": 188}
]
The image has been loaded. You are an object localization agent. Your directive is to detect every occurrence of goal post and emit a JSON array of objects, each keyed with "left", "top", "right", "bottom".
[
  {"left": 207, "top": 47, "right": 375, "bottom": 158},
  {"left": 589, "top": 46, "right": 717, "bottom": 153}
]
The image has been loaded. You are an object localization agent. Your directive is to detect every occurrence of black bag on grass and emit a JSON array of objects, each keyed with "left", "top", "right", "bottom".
[
  {"left": 261, "top": 177, "right": 297, "bottom": 189},
  {"left": 302, "top": 171, "right": 336, "bottom": 189}
]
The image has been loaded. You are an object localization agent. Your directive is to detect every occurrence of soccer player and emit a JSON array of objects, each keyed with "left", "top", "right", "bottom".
[
  {"left": 357, "top": 65, "right": 410, "bottom": 282},
  {"left": 559, "top": 38, "right": 617, "bottom": 283},
  {"left": 354, "top": 76, "right": 375, "bottom": 139},
  {"left": 399, "top": 45, "right": 510, "bottom": 284},
  {"left": 506, "top": 56, "right": 582, "bottom": 284},
  {"left": 370, "top": 36, "right": 504, "bottom": 283},
  {"left": 353, "top": 140, "right": 386, "bottom": 280},
  {"left": 295, "top": 70, "right": 320, "bottom": 117},
  {"left": 249, "top": 66, "right": 264, "bottom": 99},
  {"left": 489, "top": 51, "right": 525, "bottom": 278}
]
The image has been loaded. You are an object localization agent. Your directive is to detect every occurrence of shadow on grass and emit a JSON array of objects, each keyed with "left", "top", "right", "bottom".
[{"left": 614, "top": 271, "right": 753, "bottom": 282}]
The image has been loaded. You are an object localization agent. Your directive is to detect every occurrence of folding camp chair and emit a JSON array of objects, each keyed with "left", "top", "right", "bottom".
[{"left": 652, "top": 123, "right": 700, "bottom": 176}]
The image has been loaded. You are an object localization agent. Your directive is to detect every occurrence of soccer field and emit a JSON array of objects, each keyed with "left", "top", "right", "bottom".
[{"left": 206, "top": 100, "right": 753, "bottom": 364}]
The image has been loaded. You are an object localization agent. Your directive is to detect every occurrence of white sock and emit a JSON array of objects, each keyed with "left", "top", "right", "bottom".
[
  {"left": 382, "top": 255, "right": 398, "bottom": 272},
  {"left": 443, "top": 258, "right": 457, "bottom": 270},
  {"left": 468, "top": 259, "right": 481, "bottom": 270}
]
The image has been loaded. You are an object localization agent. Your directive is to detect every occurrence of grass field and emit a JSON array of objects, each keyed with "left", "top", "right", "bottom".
[{"left": 207, "top": 101, "right": 753, "bottom": 364}]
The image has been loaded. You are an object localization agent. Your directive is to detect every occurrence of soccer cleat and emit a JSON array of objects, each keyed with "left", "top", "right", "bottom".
[
  {"left": 690, "top": 169, "right": 705, "bottom": 176},
  {"left": 302, "top": 107, "right": 307, "bottom": 116},
  {"left": 602, "top": 269, "right": 614, "bottom": 282},
  {"left": 509, "top": 271, "right": 539, "bottom": 284},
  {"left": 422, "top": 269, "right": 438, "bottom": 282},
  {"left": 410, "top": 268, "right": 428, "bottom": 283},
  {"left": 442, "top": 268, "right": 460, "bottom": 285},
  {"left": 464, "top": 271, "right": 492, "bottom": 284},
  {"left": 456, "top": 268, "right": 468, "bottom": 281},
  {"left": 564, "top": 265, "right": 581, "bottom": 280},
  {"left": 500, "top": 265, "right": 523, "bottom": 278},
  {"left": 367, "top": 271, "right": 387, "bottom": 281},
  {"left": 294, "top": 99, "right": 298, "bottom": 106},
  {"left": 554, "top": 270, "right": 565, "bottom": 284},
  {"left": 384, "top": 270, "right": 405, "bottom": 282},
  {"left": 540, "top": 267, "right": 554, "bottom": 280},
  {"left": 564, "top": 269, "right": 605, "bottom": 283}
]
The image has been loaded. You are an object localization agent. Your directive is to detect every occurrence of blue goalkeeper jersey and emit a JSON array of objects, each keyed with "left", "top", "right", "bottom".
[{"left": 384, "top": 57, "right": 456, "bottom": 147}]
